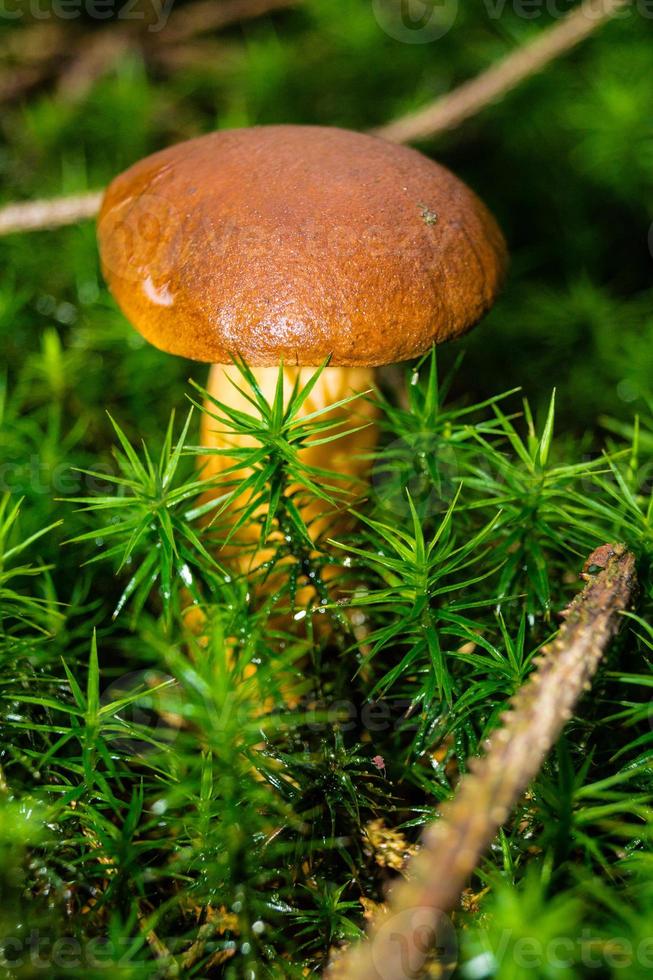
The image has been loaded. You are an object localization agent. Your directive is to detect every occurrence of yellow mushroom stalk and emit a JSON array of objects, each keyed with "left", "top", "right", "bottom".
[{"left": 200, "top": 364, "right": 378, "bottom": 572}]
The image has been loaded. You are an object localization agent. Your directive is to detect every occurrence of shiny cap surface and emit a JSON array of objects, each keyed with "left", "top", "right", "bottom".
[{"left": 98, "top": 125, "right": 507, "bottom": 366}]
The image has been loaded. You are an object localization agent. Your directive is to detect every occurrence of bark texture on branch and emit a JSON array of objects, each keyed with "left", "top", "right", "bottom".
[
  {"left": 0, "top": 192, "right": 103, "bottom": 237},
  {"left": 330, "top": 543, "right": 637, "bottom": 980},
  {"left": 375, "top": 0, "right": 631, "bottom": 143},
  {"left": 0, "top": 0, "right": 628, "bottom": 238},
  {"left": 0, "top": 0, "right": 300, "bottom": 105},
  {"left": 159, "top": 0, "right": 300, "bottom": 44}
]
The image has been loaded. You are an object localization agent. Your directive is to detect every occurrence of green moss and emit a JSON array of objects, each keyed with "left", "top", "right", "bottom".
[{"left": 1, "top": 5, "right": 653, "bottom": 975}]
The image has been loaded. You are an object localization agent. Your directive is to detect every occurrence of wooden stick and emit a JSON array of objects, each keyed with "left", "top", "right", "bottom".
[
  {"left": 0, "top": 192, "right": 103, "bottom": 237},
  {"left": 0, "top": 0, "right": 628, "bottom": 237},
  {"left": 330, "top": 544, "right": 637, "bottom": 980},
  {"left": 55, "top": 0, "right": 301, "bottom": 99},
  {"left": 375, "top": 0, "right": 631, "bottom": 143},
  {"left": 158, "top": 0, "right": 300, "bottom": 44}
]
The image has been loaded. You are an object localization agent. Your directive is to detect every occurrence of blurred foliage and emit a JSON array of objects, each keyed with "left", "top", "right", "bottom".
[{"left": 1, "top": 1, "right": 653, "bottom": 977}]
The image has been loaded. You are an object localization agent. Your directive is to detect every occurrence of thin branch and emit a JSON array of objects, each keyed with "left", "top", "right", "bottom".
[
  {"left": 375, "top": 0, "right": 630, "bottom": 143},
  {"left": 0, "top": 192, "right": 103, "bottom": 236},
  {"left": 158, "top": 0, "right": 301, "bottom": 44},
  {"left": 0, "top": 23, "right": 66, "bottom": 103},
  {"left": 330, "top": 544, "right": 637, "bottom": 980},
  {"left": 55, "top": 0, "right": 300, "bottom": 100},
  {"left": 0, "top": 0, "right": 299, "bottom": 106},
  {"left": 0, "top": 0, "right": 628, "bottom": 236},
  {"left": 56, "top": 31, "right": 136, "bottom": 102}
]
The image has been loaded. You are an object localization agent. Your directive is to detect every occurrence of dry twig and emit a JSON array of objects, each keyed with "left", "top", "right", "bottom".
[
  {"left": 375, "top": 0, "right": 630, "bottom": 142},
  {"left": 159, "top": 0, "right": 300, "bottom": 44},
  {"left": 0, "top": 193, "right": 103, "bottom": 237},
  {"left": 0, "top": 23, "right": 67, "bottom": 102},
  {"left": 56, "top": 30, "right": 137, "bottom": 101},
  {"left": 330, "top": 543, "right": 637, "bottom": 980},
  {"left": 0, "top": 0, "right": 627, "bottom": 237},
  {"left": 1, "top": 0, "right": 299, "bottom": 105}
]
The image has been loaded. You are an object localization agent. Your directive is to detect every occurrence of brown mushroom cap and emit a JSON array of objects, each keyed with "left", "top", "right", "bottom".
[{"left": 98, "top": 125, "right": 506, "bottom": 367}]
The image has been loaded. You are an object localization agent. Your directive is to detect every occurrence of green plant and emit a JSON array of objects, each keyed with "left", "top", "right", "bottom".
[{"left": 2, "top": 4, "right": 653, "bottom": 972}]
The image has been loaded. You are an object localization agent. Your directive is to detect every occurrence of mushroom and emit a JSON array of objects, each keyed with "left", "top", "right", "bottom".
[{"left": 97, "top": 125, "right": 506, "bottom": 586}]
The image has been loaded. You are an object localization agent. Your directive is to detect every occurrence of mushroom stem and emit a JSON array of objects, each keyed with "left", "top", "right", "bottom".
[{"left": 200, "top": 363, "right": 378, "bottom": 578}]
